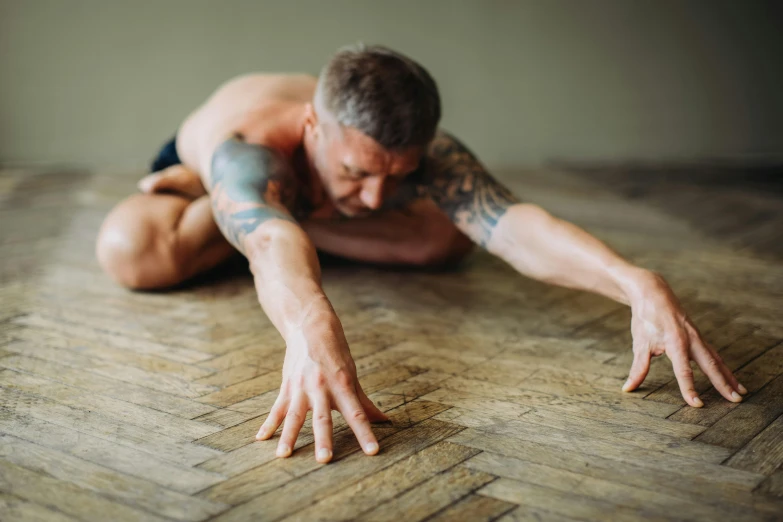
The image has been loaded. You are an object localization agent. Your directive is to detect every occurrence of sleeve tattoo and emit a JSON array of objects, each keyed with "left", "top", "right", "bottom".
[
  {"left": 421, "top": 130, "right": 519, "bottom": 246},
  {"left": 208, "top": 136, "right": 301, "bottom": 252}
]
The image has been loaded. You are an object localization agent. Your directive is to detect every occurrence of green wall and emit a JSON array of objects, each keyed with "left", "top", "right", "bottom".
[{"left": 1, "top": 0, "right": 781, "bottom": 170}]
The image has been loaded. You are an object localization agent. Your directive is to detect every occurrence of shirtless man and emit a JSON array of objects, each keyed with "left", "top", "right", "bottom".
[{"left": 96, "top": 44, "right": 747, "bottom": 464}]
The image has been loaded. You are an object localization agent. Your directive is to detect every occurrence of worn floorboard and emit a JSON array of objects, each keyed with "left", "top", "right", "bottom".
[{"left": 0, "top": 164, "right": 781, "bottom": 521}]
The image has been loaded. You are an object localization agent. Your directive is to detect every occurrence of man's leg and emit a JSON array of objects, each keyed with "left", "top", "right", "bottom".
[{"left": 96, "top": 189, "right": 239, "bottom": 290}]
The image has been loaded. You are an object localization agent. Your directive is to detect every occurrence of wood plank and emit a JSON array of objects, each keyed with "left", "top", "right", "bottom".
[
  {"left": 756, "top": 470, "right": 783, "bottom": 499},
  {"left": 726, "top": 414, "right": 783, "bottom": 475},
  {"left": 0, "top": 434, "right": 228, "bottom": 521},
  {"left": 449, "top": 425, "right": 783, "bottom": 517},
  {"left": 0, "top": 407, "right": 226, "bottom": 494},
  {"left": 195, "top": 371, "right": 280, "bottom": 407},
  {"left": 358, "top": 466, "right": 496, "bottom": 522},
  {"left": 12, "top": 313, "right": 213, "bottom": 363},
  {"left": 0, "top": 354, "right": 215, "bottom": 418},
  {"left": 447, "top": 424, "right": 764, "bottom": 491},
  {"left": 194, "top": 363, "right": 272, "bottom": 388},
  {"left": 0, "top": 460, "right": 169, "bottom": 522},
  {"left": 0, "top": 369, "right": 220, "bottom": 440},
  {"left": 427, "top": 494, "right": 516, "bottom": 522},
  {"left": 4, "top": 340, "right": 219, "bottom": 398},
  {"left": 517, "top": 408, "right": 729, "bottom": 462},
  {"left": 0, "top": 376, "right": 221, "bottom": 467},
  {"left": 465, "top": 452, "right": 762, "bottom": 522},
  {"left": 191, "top": 408, "right": 257, "bottom": 428},
  {"left": 11, "top": 327, "right": 214, "bottom": 380},
  {"left": 435, "top": 376, "right": 706, "bottom": 438},
  {"left": 0, "top": 492, "right": 80, "bottom": 522},
  {"left": 493, "top": 504, "right": 582, "bottom": 522},
  {"left": 696, "top": 374, "right": 783, "bottom": 450},
  {"left": 281, "top": 441, "right": 481, "bottom": 521},
  {"left": 479, "top": 478, "right": 665, "bottom": 522},
  {"left": 208, "top": 419, "right": 465, "bottom": 521}
]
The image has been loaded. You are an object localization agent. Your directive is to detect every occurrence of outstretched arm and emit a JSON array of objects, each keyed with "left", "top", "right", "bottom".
[
  {"left": 205, "top": 136, "right": 387, "bottom": 464},
  {"left": 422, "top": 130, "right": 747, "bottom": 407}
]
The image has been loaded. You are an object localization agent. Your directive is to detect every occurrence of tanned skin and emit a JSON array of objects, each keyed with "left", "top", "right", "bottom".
[{"left": 97, "top": 73, "right": 747, "bottom": 464}]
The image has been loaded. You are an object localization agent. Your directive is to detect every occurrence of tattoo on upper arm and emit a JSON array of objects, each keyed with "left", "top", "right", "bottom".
[
  {"left": 208, "top": 136, "right": 300, "bottom": 252},
  {"left": 423, "top": 130, "right": 519, "bottom": 246}
]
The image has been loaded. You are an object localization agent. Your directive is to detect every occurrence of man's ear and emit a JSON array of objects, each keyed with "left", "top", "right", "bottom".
[{"left": 304, "top": 103, "right": 318, "bottom": 133}]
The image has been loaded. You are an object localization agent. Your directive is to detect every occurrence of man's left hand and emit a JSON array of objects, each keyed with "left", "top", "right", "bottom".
[{"left": 622, "top": 271, "right": 747, "bottom": 407}]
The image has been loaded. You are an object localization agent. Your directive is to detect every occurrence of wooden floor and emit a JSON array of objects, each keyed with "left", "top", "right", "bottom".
[{"left": 1, "top": 163, "right": 782, "bottom": 521}]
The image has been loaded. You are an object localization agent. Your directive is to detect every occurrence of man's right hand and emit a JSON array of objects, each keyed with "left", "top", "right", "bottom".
[{"left": 254, "top": 314, "right": 389, "bottom": 463}]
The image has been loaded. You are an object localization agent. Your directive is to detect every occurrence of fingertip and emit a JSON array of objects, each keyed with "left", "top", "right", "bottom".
[
  {"left": 730, "top": 391, "right": 743, "bottom": 402},
  {"left": 621, "top": 379, "right": 634, "bottom": 393},
  {"left": 738, "top": 383, "right": 748, "bottom": 395},
  {"left": 364, "top": 442, "right": 379, "bottom": 455},
  {"left": 316, "top": 448, "right": 332, "bottom": 463},
  {"left": 276, "top": 444, "right": 292, "bottom": 458},
  {"left": 691, "top": 396, "right": 704, "bottom": 408}
]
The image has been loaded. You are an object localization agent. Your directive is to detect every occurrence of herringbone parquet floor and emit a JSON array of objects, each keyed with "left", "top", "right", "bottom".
[{"left": 0, "top": 164, "right": 781, "bottom": 521}]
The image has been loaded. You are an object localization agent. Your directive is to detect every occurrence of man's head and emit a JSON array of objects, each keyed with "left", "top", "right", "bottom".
[{"left": 304, "top": 43, "right": 441, "bottom": 217}]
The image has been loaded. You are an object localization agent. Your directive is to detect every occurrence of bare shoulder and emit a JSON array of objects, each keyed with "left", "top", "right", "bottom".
[
  {"left": 417, "top": 129, "right": 519, "bottom": 246},
  {"left": 177, "top": 73, "right": 316, "bottom": 175}
]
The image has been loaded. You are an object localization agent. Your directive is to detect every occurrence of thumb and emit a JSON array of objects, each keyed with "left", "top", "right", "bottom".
[
  {"left": 358, "top": 386, "right": 389, "bottom": 422},
  {"left": 623, "top": 348, "right": 651, "bottom": 392}
]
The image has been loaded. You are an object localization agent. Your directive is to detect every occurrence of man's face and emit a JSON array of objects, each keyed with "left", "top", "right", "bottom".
[{"left": 312, "top": 120, "right": 423, "bottom": 218}]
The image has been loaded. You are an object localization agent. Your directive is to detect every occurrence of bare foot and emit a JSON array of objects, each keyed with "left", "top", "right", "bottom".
[{"left": 138, "top": 165, "right": 207, "bottom": 200}]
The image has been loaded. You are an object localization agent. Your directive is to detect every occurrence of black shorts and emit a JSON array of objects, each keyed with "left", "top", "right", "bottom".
[{"left": 150, "top": 135, "right": 181, "bottom": 173}]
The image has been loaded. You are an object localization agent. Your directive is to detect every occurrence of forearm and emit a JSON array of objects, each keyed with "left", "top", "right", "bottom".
[
  {"left": 301, "top": 209, "right": 427, "bottom": 265},
  {"left": 205, "top": 136, "right": 341, "bottom": 343},
  {"left": 488, "top": 203, "right": 654, "bottom": 305},
  {"left": 245, "top": 222, "right": 339, "bottom": 342}
]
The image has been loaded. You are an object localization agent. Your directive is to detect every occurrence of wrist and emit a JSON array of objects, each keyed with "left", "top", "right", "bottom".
[
  {"left": 607, "top": 264, "right": 661, "bottom": 307},
  {"left": 283, "top": 296, "right": 344, "bottom": 347}
]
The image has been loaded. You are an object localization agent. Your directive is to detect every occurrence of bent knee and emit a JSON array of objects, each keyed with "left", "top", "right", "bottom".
[{"left": 96, "top": 195, "right": 185, "bottom": 289}]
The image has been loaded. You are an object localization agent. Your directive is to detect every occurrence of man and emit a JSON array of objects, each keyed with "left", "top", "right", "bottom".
[{"left": 96, "top": 43, "right": 747, "bottom": 464}]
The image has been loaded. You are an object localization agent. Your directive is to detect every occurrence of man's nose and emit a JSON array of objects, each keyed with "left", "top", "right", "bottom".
[{"left": 359, "top": 176, "right": 384, "bottom": 210}]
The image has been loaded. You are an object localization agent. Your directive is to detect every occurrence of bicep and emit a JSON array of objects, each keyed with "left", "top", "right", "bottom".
[
  {"left": 207, "top": 135, "right": 300, "bottom": 252},
  {"left": 422, "top": 130, "right": 519, "bottom": 246}
]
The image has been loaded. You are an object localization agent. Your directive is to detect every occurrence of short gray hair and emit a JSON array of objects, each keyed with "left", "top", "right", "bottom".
[{"left": 315, "top": 42, "right": 441, "bottom": 150}]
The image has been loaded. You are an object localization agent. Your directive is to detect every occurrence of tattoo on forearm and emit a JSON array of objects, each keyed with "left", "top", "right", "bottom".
[
  {"left": 423, "top": 130, "right": 519, "bottom": 246},
  {"left": 208, "top": 136, "right": 300, "bottom": 252}
]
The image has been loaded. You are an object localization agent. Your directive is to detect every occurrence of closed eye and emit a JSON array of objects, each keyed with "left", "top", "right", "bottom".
[{"left": 342, "top": 164, "right": 368, "bottom": 180}]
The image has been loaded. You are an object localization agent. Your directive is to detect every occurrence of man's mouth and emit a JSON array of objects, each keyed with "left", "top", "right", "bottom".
[{"left": 336, "top": 200, "right": 370, "bottom": 218}]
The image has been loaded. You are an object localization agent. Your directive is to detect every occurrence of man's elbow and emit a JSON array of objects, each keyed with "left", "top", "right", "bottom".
[{"left": 244, "top": 219, "right": 308, "bottom": 257}]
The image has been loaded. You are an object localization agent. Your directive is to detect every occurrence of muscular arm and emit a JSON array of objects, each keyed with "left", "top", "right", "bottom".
[
  {"left": 206, "top": 136, "right": 324, "bottom": 335},
  {"left": 206, "top": 136, "right": 386, "bottom": 462},
  {"left": 423, "top": 130, "right": 746, "bottom": 407},
  {"left": 423, "top": 130, "right": 639, "bottom": 302}
]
